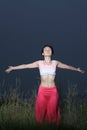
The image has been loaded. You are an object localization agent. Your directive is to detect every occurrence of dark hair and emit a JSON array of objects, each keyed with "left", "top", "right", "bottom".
[{"left": 41, "top": 44, "right": 54, "bottom": 55}]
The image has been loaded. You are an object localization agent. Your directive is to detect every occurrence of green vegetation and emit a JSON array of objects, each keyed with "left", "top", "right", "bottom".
[{"left": 0, "top": 78, "right": 87, "bottom": 130}]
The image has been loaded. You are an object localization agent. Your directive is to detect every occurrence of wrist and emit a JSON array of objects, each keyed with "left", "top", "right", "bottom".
[
  {"left": 12, "top": 66, "right": 15, "bottom": 70},
  {"left": 77, "top": 67, "right": 80, "bottom": 72}
]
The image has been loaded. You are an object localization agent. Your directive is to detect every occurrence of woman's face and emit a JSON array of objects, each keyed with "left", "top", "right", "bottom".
[{"left": 42, "top": 47, "right": 52, "bottom": 57}]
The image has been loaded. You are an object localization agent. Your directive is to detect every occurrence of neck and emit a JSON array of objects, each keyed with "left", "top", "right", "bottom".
[{"left": 44, "top": 57, "right": 52, "bottom": 65}]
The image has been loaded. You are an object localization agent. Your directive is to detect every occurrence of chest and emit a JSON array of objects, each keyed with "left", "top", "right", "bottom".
[{"left": 38, "top": 60, "right": 57, "bottom": 75}]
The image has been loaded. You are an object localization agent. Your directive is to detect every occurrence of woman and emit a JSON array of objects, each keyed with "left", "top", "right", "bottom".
[{"left": 5, "top": 44, "right": 85, "bottom": 124}]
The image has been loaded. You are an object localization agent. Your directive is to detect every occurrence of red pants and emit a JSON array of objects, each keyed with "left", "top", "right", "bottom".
[{"left": 35, "top": 86, "right": 60, "bottom": 124}]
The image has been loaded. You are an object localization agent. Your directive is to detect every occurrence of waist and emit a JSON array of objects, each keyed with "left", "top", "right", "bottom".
[
  {"left": 38, "top": 85, "right": 57, "bottom": 95},
  {"left": 39, "top": 85, "right": 57, "bottom": 90},
  {"left": 38, "top": 86, "right": 58, "bottom": 98},
  {"left": 40, "top": 82, "right": 55, "bottom": 88}
]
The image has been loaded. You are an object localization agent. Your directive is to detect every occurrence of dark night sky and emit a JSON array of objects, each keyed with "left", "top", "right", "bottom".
[{"left": 0, "top": 0, "right": 87, "bottom": 96}]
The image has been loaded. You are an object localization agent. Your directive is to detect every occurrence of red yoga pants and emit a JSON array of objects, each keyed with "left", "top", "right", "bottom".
[{"left": 35, "top": 86, "right": 60, "bottom": 124}]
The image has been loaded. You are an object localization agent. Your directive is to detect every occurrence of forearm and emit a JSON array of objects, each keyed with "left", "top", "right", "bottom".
[
  {"left": 59, "top": 63, "right": 79, "bottom": 72},
  {"left": 12, "top": 64, "right": 28, "bottom": 70},
  {"left": 66, "top": 65, "right": 78, "bottom": 72}
]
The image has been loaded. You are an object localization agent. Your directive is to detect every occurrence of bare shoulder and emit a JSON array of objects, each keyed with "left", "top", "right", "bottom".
[
  {"left": 33, "top": 60, "right": 43, "bottom": 66},
  {"left": 32, "top": 60, "right": 40, "bottom": 66},
  {"left": 52, "top": 60, "right": 60, "bottom": 64},
  {"left": 27, "top": 60, "right": 40, "bottom": 68},
  {"left": 54, "top": 60, "right": 63, "bottom": 67}
]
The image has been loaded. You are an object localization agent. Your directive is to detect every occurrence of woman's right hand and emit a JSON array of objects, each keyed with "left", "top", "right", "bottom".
[{"left": 5, "top": 66, "right": 14, "bottom": 73}]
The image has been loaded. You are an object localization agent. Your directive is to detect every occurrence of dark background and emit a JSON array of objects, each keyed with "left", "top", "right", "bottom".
[{"left": 0, "top": 0, "right": 87, "bottom": 97}]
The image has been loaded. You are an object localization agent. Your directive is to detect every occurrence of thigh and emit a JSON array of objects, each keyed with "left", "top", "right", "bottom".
[{"left": 48, "top": 91, "right": 59, "bottom": 111}]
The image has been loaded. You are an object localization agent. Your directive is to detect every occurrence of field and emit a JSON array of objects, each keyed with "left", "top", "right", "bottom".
[{"left": 0, "top": 79, "right": 87, "bottom": 130}]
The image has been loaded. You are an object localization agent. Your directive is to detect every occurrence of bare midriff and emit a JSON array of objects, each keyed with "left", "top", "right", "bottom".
[{"left": 40, "top": 74, "right": 56, "bottom": 88}]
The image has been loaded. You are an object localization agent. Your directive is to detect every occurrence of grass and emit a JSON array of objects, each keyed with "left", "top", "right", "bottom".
[{"left": 0, "top": 78, "right": 87, "bottom": 130}]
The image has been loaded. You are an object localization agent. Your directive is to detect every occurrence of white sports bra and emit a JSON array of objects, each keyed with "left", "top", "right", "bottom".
[{"left": 38, "top": 60, "right": 57, "bottom": 75}]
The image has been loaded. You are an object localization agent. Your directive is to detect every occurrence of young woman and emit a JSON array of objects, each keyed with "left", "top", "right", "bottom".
[{"left": 5, "top": 45, "right": 85, "bottom": 124}]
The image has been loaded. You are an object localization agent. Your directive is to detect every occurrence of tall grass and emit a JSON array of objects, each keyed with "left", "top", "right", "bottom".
[
  {"left": 61, "top": 81, "right": 87, "bottom": 129},
  {"left": 0, "top": 78, "right": 87, "bottom": 130}
]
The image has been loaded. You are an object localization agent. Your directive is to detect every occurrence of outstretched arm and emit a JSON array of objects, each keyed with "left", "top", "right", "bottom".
[
  {"left": 5, "top": 61, "right": 39, "bottom": 73},
  {"left": 57, "top": 61, "right": 85, "bottom": 74}
]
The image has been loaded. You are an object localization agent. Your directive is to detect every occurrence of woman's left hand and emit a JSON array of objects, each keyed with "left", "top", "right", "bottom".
[{"left": 77, "top": 68, "right": 85, "bottom": 74}]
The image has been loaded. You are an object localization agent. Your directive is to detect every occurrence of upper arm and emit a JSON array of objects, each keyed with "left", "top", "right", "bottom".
[
  {"left": 57, "top": 60, "right": 68, "bottom": 69},
  {"left": 26, "top": 61, "right": 39, "bottom": 68}
]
